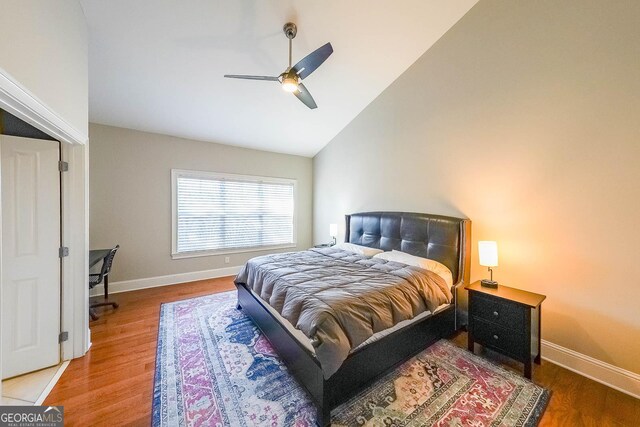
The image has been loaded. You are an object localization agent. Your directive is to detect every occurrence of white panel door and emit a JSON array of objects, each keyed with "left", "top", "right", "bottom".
[{"left": 1, "top": 135, "right": 60, "bottom": 379}]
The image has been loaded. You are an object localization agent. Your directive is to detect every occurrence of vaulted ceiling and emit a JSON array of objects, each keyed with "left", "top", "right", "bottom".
[{"left": 80, "top": 0, "right": 478, "bottom": 156}]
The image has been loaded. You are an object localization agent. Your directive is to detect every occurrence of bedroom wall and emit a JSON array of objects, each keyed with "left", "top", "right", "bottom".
[
  {"left": 313, "top": 0, "right": 640, "bottom": 377},
  {"left": 89, "top": 123, "right": 313, "bottom": 283},
  {"left": 0, "top": 0, "right": 88, "bottom": 137}
]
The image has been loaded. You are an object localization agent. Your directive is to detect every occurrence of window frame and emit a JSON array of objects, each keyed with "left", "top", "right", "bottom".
[{"left": 171, "top": 169, "right": 297, "bottom": 259}]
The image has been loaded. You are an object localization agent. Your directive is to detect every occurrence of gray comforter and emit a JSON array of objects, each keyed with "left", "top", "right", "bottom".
[{"left": 234, "top": 247, "right": 453, "bottom": 378}]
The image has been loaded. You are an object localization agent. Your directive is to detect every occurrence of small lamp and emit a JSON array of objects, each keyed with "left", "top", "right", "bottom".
[
  {"left": 478, "top": 241, "right": 498, "bottom": 288},
  {"left": 329, "top": 224, "right": 338, "bottom": 245}
]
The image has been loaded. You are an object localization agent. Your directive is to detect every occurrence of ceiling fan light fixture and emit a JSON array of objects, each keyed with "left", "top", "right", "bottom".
[{"left": 281, "top": 76, "right": 298, "bottom": 92}]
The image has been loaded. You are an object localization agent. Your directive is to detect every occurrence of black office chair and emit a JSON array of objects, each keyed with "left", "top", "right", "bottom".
[{"left": 89, "top": 245, "right": 120, "bottom": 320}]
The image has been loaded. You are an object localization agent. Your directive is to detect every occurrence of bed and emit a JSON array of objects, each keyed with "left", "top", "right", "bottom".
[{"left": 235, "top": 211, "right": 471, "bottom": 426}]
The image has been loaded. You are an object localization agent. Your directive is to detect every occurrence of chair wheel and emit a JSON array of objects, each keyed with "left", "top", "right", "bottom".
[{"left": 113, "top": 302, "right": 119, "bottom": 309}]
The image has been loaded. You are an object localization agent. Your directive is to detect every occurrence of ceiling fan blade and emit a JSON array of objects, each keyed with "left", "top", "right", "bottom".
[
  {"left": 292, "top": 42, "right": 333, "bottom": 80},
  {"left": 224, "top": 74, "right": 279, "bottom": 81},
  {"left": 293, "top": 83, "right": 317, "bottom": 109}
]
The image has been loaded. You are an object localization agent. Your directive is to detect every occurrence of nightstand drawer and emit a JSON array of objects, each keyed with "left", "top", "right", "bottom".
[
  {"left": 472, "top": 293, "right": 525, "bottom": 330},
  {"left": 472, "top": 317, "right": 526, "bottom": 358}
]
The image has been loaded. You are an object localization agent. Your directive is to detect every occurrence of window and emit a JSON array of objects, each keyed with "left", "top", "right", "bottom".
[{"left": 172, "top": 170, "right": 296, "bottom": 258}]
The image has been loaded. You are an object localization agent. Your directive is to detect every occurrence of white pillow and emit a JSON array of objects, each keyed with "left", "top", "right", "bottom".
[
  {"left": 373, "top": 250, "right": 453, "bottom": 287},
  {"left": 333, "top": 242, "right": 384, "bottom": 257}
]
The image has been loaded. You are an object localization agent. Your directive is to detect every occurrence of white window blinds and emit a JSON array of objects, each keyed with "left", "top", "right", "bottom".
[{"left": 172, "top": 170, "right": 296, "bottom": 256}]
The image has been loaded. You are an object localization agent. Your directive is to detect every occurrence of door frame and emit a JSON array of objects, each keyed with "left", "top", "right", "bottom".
[{"left": 0, "top": 67, "right": 89, "bottom": 391}]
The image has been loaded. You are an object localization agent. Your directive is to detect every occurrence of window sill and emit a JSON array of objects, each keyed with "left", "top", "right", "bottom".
[{"left": 171, "top": 243, "right": 297, "bottom": 260}]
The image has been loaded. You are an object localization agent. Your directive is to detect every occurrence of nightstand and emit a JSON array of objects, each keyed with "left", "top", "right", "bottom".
[{"left": 465, "top": 280, "right": 546, "bottom": 379}]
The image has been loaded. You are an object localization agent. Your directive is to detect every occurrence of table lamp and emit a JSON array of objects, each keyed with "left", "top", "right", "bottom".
[
  {"left": 329, "top": 224, "right": 338, "bottom": 245},
  {"left": 478, "top": 240, "right": 498, "bottom": 288}
]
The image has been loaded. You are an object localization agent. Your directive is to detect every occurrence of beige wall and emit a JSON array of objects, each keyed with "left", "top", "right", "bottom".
[
  {"left": 89, "top": 123, "right": 313, "bottom": 282},
  {"left": 314, "top": 0, "right": 640, "bottom": 374},
  {"left": 0, "top": 0, "right": 88, "bottom": 137}
]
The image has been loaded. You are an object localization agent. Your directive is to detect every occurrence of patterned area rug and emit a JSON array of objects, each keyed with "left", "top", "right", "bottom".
[{"left": 153, "top": 291, "right": 549, "bottom": 426}]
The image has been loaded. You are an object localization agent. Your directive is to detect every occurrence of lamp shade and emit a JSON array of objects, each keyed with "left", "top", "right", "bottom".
[
  {"left": 329, "top": 223, "right": 338, "bottom": 238},
  {"left": 478, "top": 241, "right": 498, "bottom": 267}
]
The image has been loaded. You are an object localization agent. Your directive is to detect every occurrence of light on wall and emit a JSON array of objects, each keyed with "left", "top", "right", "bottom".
[
  {"left": 329, "top": 223, "right": 338, "bottom": 245},
  {"left": 478, "top": 240, "right": 499, "bottom": 288}
]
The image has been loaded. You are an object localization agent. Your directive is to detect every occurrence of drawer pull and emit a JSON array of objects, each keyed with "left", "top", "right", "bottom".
[
  {"left": 493, "top": 311, "right": 499, "bottom": 317},
  {"left": 493, "top": 334, "right": 499, "bottom": 340}
]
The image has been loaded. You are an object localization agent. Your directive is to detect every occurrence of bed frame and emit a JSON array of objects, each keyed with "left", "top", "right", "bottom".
[{"left": 235, "top": 211, "right": 471, "bottom": 426}]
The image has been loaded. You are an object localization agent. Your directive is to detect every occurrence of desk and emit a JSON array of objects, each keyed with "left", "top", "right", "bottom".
[{"left": 89, "top": 249, "right": 111, "bottom": 269}]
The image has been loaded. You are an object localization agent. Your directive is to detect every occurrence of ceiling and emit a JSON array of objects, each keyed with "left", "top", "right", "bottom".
[{"left": 80, "top": 0, "right": 478, "bottom": 157}]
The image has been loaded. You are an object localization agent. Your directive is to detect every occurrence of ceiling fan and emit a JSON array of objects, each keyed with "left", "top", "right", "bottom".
[{"left": 224, "top": 22, "right": 333, "bottom": 109}]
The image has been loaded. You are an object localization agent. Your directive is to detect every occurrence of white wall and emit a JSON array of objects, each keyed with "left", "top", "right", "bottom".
[
  {"left": 89, "top": 123, "right": 313, "bottom": 283},
  {"left": 314, "top": 0, "right": 640, "bottom": 376},
  {"left": 0, "top": 0, "right": 88, "bottom": 138}
]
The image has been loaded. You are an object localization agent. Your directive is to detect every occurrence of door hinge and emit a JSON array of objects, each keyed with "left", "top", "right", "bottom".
[
  {"left": 59, "top": 161, "right": 69, "bottom": 172},
  {"left": 59, "top": 331, "right": 69, "bottom": 343},
  {"left": 59, "top": 247, "right": 69, "bottom": 258}
]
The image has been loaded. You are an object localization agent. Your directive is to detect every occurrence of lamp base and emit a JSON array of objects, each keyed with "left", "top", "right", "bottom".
[{"left": 481, "top": 279, "right": 498, "bottom": 288}]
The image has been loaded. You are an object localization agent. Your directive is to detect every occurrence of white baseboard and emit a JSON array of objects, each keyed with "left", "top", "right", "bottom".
[
  {"left": 90, "top": 266, "right": 243, "bottom": 296},
  {"left": 542, "top": 340, "right": 640, "bottom": 399},
  {"left": 34, "top": 361, "right": 70, "bottom": 406}
]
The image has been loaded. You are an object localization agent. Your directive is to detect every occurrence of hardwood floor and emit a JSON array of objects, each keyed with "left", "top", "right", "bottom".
[
  {"left": 45, "top": 277, "right": 640, "bottom": 426},
  {"left": 44, "top": 277, "right": 234, "bottom": 427}
]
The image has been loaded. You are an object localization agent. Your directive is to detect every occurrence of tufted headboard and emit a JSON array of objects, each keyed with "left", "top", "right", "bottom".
[{"left": 345, "top": 211, "right": 471, "bottom": 286}]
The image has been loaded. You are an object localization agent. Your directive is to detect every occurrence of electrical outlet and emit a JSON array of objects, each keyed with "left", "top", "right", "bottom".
[{"left": 224, "top": 256, "right": 230, "bottom": 264}]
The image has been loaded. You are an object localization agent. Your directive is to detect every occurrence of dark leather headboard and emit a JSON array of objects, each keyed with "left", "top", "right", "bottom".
[{"left": 345, "top": 211, "right": 471, "bottom": 285}]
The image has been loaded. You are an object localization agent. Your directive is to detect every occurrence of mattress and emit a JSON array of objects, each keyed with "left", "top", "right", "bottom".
[{"left": 249, "top": 288, "right": 449, "bottom": 355}]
